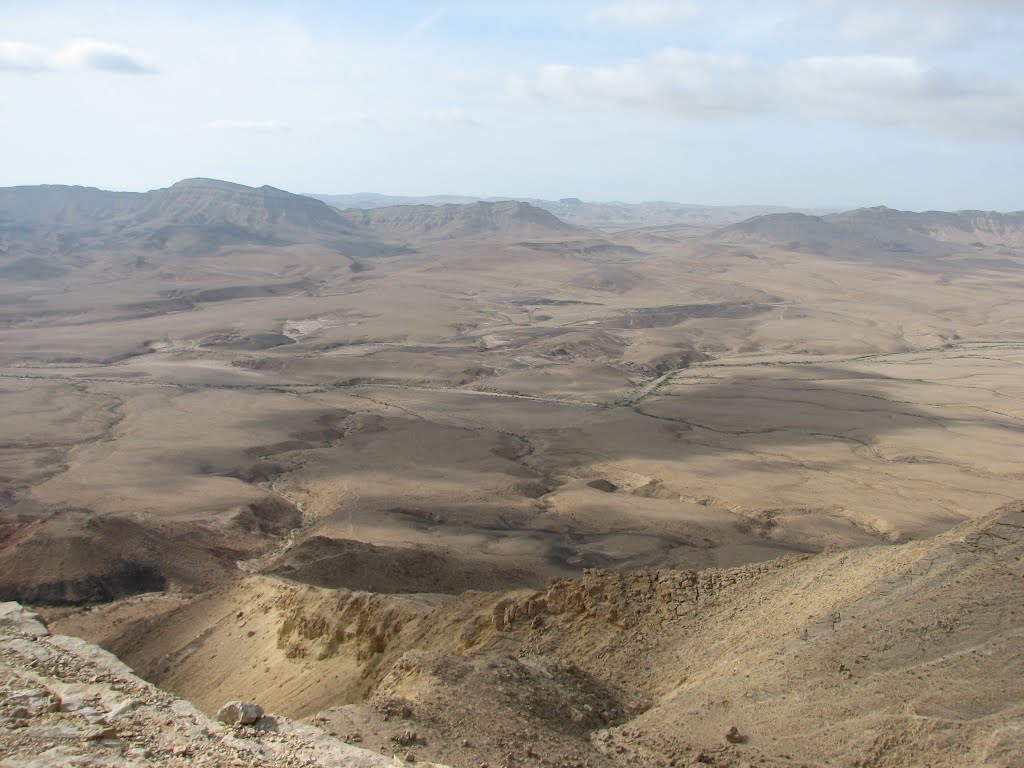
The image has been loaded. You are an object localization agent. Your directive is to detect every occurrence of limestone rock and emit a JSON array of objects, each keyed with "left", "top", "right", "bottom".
[
  {"left": 0, "top": 602, "right": 49, "bottom": 638},
  {"left": 217, "top": 700, "right": 265, "bottom": 726}
]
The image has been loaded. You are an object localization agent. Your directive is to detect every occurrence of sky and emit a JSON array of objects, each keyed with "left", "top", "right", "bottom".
[{"left": 1, "top": 0, "right": 1022, "bottom": 210}]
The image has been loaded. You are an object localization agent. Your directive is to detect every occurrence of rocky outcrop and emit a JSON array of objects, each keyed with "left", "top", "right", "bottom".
[
  {"left": 491, "top": 558, "right": 799, "bottom": 632},
  {"left": 275, "top": 588, "right": 425, "bottom": 663}
]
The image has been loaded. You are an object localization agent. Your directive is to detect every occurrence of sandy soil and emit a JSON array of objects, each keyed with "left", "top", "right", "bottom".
[{"left": 3, "top": 185, "right": 1023, "bottom": 766}]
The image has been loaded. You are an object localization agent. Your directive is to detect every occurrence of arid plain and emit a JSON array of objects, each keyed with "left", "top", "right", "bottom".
[{"left": 1, "top": 180, "right": 1022, "bottom": 767}]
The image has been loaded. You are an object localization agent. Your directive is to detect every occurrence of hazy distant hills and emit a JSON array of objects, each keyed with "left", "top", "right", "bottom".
[
  {"left": 0, "top": 180, "right": 586, "bottom": 271},
  {"left": 0, "top": 184, "right": 142, "bottom": 230},
  {"left": 3, "top": 179, "right": 1022, "bottom": 283},
  {"left": 0, "top": 178, "right": 372, "bottom": 252},
  {"left": 313, "top": 192, "right": 483, "bottom": 209},
  {"left": 0, "top": 179, "right": 409, "bottom": 281},
  {"left": 827, "top": 206, "right": 1024, "bottom": 247},
  {"left": 308, "top": 192, "right": 837, "bottom": 230},
  {"left": 0, "top": 180, "right": 606, "bottom": 288},
  {"left": 712, "top": 206, "right": 1024, "bottom": 268},
  {"left": 130, "top": 178, "right": 359, "bottom": 240},
  {"left": 531, "top": 198, "right": 837, "bottom": 230},
  {"left": 336, "top": 199, "right": 582, "bottom": 241},
  {"left": 0, "top": 179, "right": 341, "bottom": 233}
]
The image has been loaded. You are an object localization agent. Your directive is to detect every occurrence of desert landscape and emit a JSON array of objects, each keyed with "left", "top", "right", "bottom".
[{"left": 0, "top": 177, "right": 1022, "bottom": 767}]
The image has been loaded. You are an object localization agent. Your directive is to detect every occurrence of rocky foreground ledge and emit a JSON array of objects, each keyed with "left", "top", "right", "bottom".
[{"left": 0, "top": 602, "right": 442, "bottom": 768}]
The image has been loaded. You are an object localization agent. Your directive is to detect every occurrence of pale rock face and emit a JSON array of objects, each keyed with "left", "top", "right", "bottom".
[
  {"left": 0, "top": 601, "right": 49, "bottom": 638},
  {"left": 216, "top": 700, "right": 265, "bottom": 726}
]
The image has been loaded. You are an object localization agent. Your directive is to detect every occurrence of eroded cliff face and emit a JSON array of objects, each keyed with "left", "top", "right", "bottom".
[{"left": 490, "top": 555, "right": 797, "bottom": 633}]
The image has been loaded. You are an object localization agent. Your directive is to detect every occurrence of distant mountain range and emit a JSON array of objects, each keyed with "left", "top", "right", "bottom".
[
  {"left": 0, "top": 178, "right": 367, "bottom": 249},
  {"left": 0, "top": 180, "right": 588, "bottom": 278},
  {"left": 0, "top": 180, "right": 585, "bottom": 248},
  {"left": 307, "top": 193, "right": 838, "bottom": 230},
  {"left": 713, "top": 207, "right": 1024, "bottom": 266},
  {"left": 2, "top": 179, "right": 1022, "bottom": 283}
]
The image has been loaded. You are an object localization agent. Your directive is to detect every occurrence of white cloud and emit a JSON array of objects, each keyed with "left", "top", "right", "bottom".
[
  {"left": 0, "top": 41, "right": 48, "bottom": 71},
  {"left": 893, "top": 0, "right": 1024, "bottom": 10},
  {"left": 423, "top": 109, "right": 482, "bottom": 127},
  {"left": 838, "top": 10, "right": 971, "bottom": 51},
  {"left": 0, "top": 38, "right": 155, "bottom": 73},
  {"left": 532, "top": 50, "right": 767, "bottom": 117},
  {"left": 54, "top": 38, "right": 155, "bottom": 73},
  {"left": 209, "top": 119, "right": 291, "bottom": 133},
  {"left": 521, "top": 48, "right": 1024, "bottom": 138},
  {"left": 587, "top": 1, "right": 699, "bottom": 26}
]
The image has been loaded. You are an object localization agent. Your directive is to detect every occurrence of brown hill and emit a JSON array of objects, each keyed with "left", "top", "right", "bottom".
[
  {"left": 828, "top": 206, "right": 1024, "bottom": 247},
  {"left": 120, "top": 178, "right": 372, "bottom": 250},
  {"left": 0, "top": 178, "right": 398, "bottom": 268},
  {"left": 713, "top": 206, "right": 1024, "bottom": 268},
  {"left": 0, "top": 507, "right": 291, "bottom": 605},
  {"left": 267, "top": 535, "right": 537, "bottom": 594},
  {"left": 336, "top": 200, "right": 581, "bottom": 242},
  {"left": 0, "top": 184, "right": 142, "bottom": 230}
]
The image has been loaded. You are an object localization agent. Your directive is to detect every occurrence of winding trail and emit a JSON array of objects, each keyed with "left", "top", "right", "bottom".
[
  {"left": 236, "top": 481, "right": 318, "bottom": 574},
  {"left": 617, "top": 340, "right": 1024, "bottom": 407},
  {"left": 0, "top": 370, "right": 602, "bottom": 407}
]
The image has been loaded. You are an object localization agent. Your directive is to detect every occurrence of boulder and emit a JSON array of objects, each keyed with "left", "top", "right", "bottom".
[{"left": 216, "top": 700, "right": 264, "bottom": 726}]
